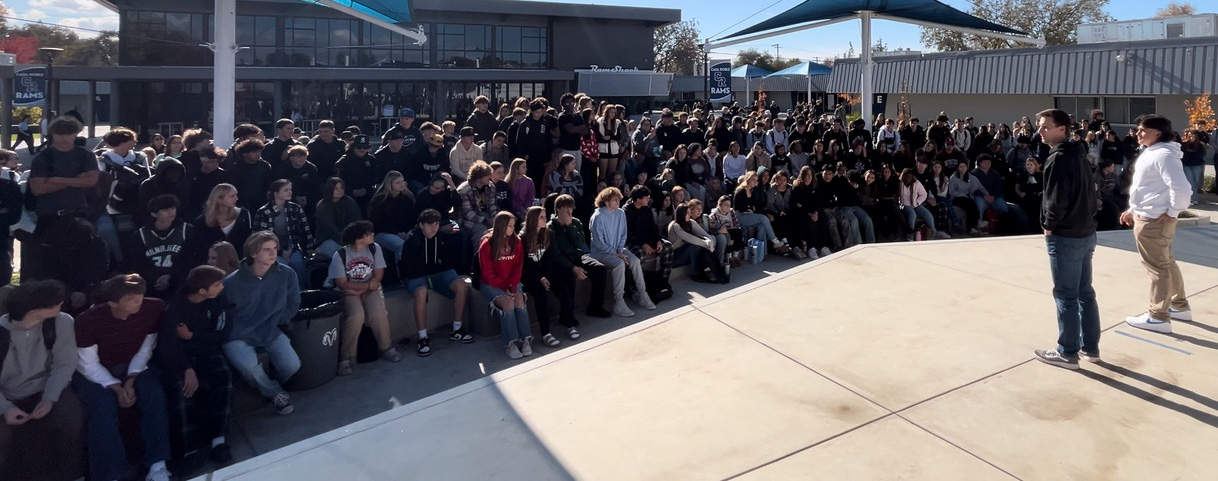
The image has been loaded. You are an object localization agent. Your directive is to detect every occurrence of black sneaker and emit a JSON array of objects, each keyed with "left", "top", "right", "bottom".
[
  {"left": 1033, "top": 349, "right": 1079, "bottom": 370},
  {"left": 416, "top": 337, "right": 432, "bottom": 357},
  {"left": 1079, "top": 349, "right": 1101, "bottom": 363},
  {"left": 210, "top": 443, "right": 233, "bottom": 465},
  {"left": 449, "top": 328, "right": 474, "bottom": 344},
  {"left": 272, "top": 392, "right": 294, "bottom": 415}
]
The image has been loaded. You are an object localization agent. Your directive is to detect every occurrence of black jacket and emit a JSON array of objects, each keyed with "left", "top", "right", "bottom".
[
  {"left": 157, "top": 292, "right": 233, "bottom": 378},
  {"left": 400, "top": 226, "right": 461, "bottom": 278},
  {"left": 624, "top": 204, "right": 662, "bottom": 247},
  {"left": 1041, "top": 141, "right": 1098, "bottom": 238}
]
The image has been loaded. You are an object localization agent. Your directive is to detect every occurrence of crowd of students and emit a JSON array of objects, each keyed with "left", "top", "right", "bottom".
[{"left": 0, "top": 91, "right": 1212, "bottom": 480}]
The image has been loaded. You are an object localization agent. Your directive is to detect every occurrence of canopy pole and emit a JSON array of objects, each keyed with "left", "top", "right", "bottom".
[
  {"left": 213, "top": 0, "right": 236, "bottom": 147},
  {"left": 860, "top": 10, "right": 873, "bottom": 132}
]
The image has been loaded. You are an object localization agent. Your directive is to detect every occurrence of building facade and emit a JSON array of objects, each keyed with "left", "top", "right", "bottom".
[{"left": 64, "top": 0, "right": 677, "bottom": 138}]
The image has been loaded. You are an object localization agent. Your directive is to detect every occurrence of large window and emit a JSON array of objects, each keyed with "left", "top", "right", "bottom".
[
  {"left": 123, "top": 11, "right": 211, "bottom": 65},
  {"left": 1101, "top": 97, "right": 1157, "bottom": 125},
  {"left": 496, "top": 26, "right": 547, "bottom": 69},
  {"left": 1054, "top": 97, "right": 1101, "bottom": 125},
  {"left": 359, "top": 24, "right": 429, "bottom": 67},
  {"left": 236, "top": 16, "right": 278, "bottom": 66},
  {"left": 437, "top": 24, "right": 492, "bottom": 68},
  {"left": 446, "top": 82, "right": 545, "bottom": 120}
]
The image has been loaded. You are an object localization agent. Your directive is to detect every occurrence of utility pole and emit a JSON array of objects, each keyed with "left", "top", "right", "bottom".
[{"left": 772, "top": 44, "right": 781, "bottom": 60}]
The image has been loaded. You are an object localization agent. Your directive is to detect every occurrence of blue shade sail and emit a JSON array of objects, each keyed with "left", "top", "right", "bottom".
[
  {"left": 300, "top": 0, "right": 413, "bottom": 24},
  {"left": 721, "top": 0, "right": 1027, "bottom": 40},
  {"left": 731, "top": 65, "right": 772, "bottom": 78},
  {"left": 766, "top": 61, "right": 832, "bottom": 77}
]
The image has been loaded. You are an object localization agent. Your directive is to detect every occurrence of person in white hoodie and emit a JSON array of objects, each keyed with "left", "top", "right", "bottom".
[
  {"left": 588, "top": 187, "right": 655, "bottom": 316},
  {"left": 1122, "top": 115, "right": 1194, "bottom": 334}
]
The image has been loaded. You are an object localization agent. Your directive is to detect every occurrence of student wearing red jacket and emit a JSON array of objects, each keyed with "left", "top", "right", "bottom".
[{"left": 477, "top": 212, "right": 532, "bottom": 360}]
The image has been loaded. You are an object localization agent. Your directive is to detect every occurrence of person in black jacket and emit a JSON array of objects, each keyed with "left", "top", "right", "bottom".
[
  {"left": 400, "top": 209, "right": 471, "bottom": 357},
  {"left": 334, "top": 135, "right": 377, "bottom": 213},
  {"left": 122, "top": 194, "right": 197, "bottom": 299},
  {"left": 548, "top": 194, "right": 613, "bottom": 326},
  {"left": 158, "top": 265, "right": 235, "bottom": 466},
  {"left": 623, "top": 186, "right": 673, "bottom": 300},
  {"left": 367, "top": 171, "right": 416, "bottom": 261},
  {"left": 307, "top": 120, "right": 346, "bottom": 179},
  {"left": 465, "top": 95, "right": 499, "bottom": 143},
  {"left": 272, "top": 145, "right": 322, "bottom": 220},
  {"left": 0, "top": 174, "right": 23, "bottom": 285},
  {"left": 138, "top": 159, "right": 192, "bottom": 226},
  {"left": 1032, "top": 108, "right": 1100, "bottom": 371},
  {"left": 516, "top": 100, "right": 554, "bottom": 194},
  {"left": 228, "top": 139, "right": 272, "bottom": 212},
  {"left": 518, "top": 206, "right": 566, "bottom": 348},
  {"left": 261, "top": 119, "right": 301, "bottom": 169}
]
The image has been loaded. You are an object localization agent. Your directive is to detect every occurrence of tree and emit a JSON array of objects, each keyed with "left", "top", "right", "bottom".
[
  {"left": 733, "top": 48, "right": 801, "bottom": 72},
  {"left": 1156, "top": 2, "right": 1196, "bottom": 17},
  {"left": 873, "top": 38, "right": 888, "bottom": 53},
  {"left": 654, "top": 20, "right": 702, "bottom": 76},
  {"left": 1184, "top": 92, "right": 1215, "bottom": 129},
  {"left": 920, "top": 0, "right": 1114, "bottom": 51},
  {"left": 0, "top": 21, "right": 119, "bottom": 66}
]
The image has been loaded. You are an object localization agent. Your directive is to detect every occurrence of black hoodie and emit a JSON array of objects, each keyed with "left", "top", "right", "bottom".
[
  {"left": 1041, "top": 140, "right": 1098, "bottom": 238},
  {"left": 400, "top": 225, "right": 461, "bottom": 278},
  {"left": 157, "top": 291, "right": 233, "bottom": 378},
  {"left": 139, "top": 158, "right": 192, "bottom": 219}
]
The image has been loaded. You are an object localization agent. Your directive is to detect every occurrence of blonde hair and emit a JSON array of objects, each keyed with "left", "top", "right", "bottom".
[
  {"left": 505, "top": 158, "right": 529, "bottom": 184},
  {"left": 208, "top": 241, "right": 240, "bottom": 274},
  {"left": 204, "top": 183, "right": 238, "bottom": 228},
  {"left": 735, "top": 171, "right": 758, "bottom": 193}
]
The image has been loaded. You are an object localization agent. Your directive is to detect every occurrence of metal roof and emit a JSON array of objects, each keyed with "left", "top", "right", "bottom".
[{"left": 825, "top": 37, "right": 1218, "bottom": 95}]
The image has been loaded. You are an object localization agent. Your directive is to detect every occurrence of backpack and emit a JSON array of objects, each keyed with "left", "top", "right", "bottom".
[
  {"left": 0, "top": 317, "right": 57, "bottom": 375},
  {"left": 336, "top": 243, "right": 377, "bottom": 282}
]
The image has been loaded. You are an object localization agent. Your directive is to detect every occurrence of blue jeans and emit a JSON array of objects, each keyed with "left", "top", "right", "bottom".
[
  {"left": 316, "top": 239, "right": 342, "bottom": 259},
  {"left": 1182, "top": 165, "right": 1203, "bottom": 203},
  {"left": 481, "top": 284, "right": 531, "bottom": 345},
  {"left": 94, "top": 214, "right": 124, "bottom": 264},
  {"left": 737, "top": 212, "right": 778, "bottom": 243},
  {"left": 838, "top": 206, "right": 875, "bottom": 244},
  {"left": 283, "top": 250, "right": 307, "bottom": 289},
  {"left": 1045, "top": 234, "right": 1101, "bottom": 356},
  {"left": 974, "top": 194, "right": 1009, "bottom": 215},
  {"left": 375, "top": 232, "right": 406, "bottom": 259},
  {"left": 74, "top": 366, "right": 171, "bottom": 481},
  {"left": 901, "top": 205, "right": 937, "bottom": 239},
  {"left": 222, "top": 334, "right": 301, "bottom": 399}
]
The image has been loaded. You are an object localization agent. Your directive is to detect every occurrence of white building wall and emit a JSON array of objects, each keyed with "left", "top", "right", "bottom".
[{"left": 896, "top": 94, "right": 1195, "bottom": 130}]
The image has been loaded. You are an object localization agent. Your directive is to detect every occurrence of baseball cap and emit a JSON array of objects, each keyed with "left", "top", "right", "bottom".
[
  {"left": 384, "top": 129, "right": 406, "bottom": 141},
  {"left": 352, "top": 135, "right": 371, "bottom": 148},
  {"left": 399, "top": 108, "right": 416, "bottom": 118}
]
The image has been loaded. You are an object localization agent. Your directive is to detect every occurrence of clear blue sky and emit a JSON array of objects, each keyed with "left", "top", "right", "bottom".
[{"left": 1, "top": 0, "right": 1207, "bottom": 59}]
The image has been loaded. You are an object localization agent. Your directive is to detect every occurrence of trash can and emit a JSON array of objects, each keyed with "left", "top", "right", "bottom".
[{"left": 283, "top": 290, "right": 343, "bottom": 391}]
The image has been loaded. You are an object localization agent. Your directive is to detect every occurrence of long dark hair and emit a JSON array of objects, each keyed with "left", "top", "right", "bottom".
[
  {"left": 521, "top": 206, "right": 549, "bottom": 253},
  {"left": 674, "top": 202, "right": 693, "bottom": 233},
  {"left": 322, "top": 177, "right": 345, "bottom": 204}
]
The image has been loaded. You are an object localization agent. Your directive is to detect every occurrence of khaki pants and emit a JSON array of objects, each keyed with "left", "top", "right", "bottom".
[
  {"left": 342, "top": 289, "right": 393, "bottom": 358},
  {"left": 1133, "top": 216, "right": 1189, "bottom": 320}
]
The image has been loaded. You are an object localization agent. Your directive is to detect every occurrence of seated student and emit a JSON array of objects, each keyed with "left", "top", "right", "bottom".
[
  {"left": 329, "top": 220, "right": 403, "bottom": 376},
  {"left": 123, "top": 194, "right": 195, "bottom": 299},
  {"left": 456, "top": 161, "right": 499, "bottom": 248},
  {"left": 401, "top": 209, "right": 472, "bottom": 357},
  {"left": 158, "top": 266, "right": 234, "bottom": 467},
  {"left": 490, "top": 161, "right": 513, "bottom": 213},
  {"left": 477, "top": 212, "right": 533, "bottom": 359},
  {"left": 733, "top": 171, "right": 792, "bottom": 254},
  {"left": 254, "top": 179, "right": 315, "bottom": 287},
  {"left": 271, "top": 145, "right": 322, "bottom": 219},
  {"left": 519, "top": 206, "right": 569, "bottom": 348},
  {"left": 0, "top": 281, "right": 84, "bottom": 481},
  {"left": 623, "top": 185, "right": 673, "bottom": 301},
  {"left": 314, "top": 177, "right": 363, "bottom": 259},
  {"left": 138, "top": 158, "right": 192, "bottom": 223},
  {"left": 221, "top": 231, "right": 301, "bottom": 416},
  {"left": 668, "top": 202, "right": 728, "bottom": 283},
  {"left": 505, "top": 158, "right": 536, "bottom": 217},
  {"left": 73, "top": 274, "right": 173, "bottom": 481},
  {"left": 548, "top": 194, "right": 613, "bottom": 326},
  {"left": 229, "top": 139, "right": 272, "bottom": 212},
  {"left": 588, "top": 187, "right": 655, "bottom": 317},
  {"left": 191, "top": 183, "right": 253, "bottom": 268},
  {"left": 367, "top": 171, "right": 417, "bottom": 261}
]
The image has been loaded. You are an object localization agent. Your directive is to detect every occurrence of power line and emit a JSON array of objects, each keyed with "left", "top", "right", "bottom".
[{"left": 705, "top": 0, "right": 794, "bottom": 41}]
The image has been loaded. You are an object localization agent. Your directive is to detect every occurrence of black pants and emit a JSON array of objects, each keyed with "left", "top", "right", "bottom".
[
  {"left": 0, "top": 231, "right": 11, "bottom": 286},
  {"left": 13, "top": 131, "right": 35, "bottom": 154},
  {"left": 798, "top": 213, "right": 831, "bottom": 250},
  {"left": 165, "top": 354, "right": 232, "bottom": 458},
  {"left": 550, "top": 254, "right": 608, "bottom": 320},
  {"left": 952, "top": 197, "right": 979, "bottom": 229},
  {"left": 771, "top": 213, "right": 802, "bottom": 247},
  {"left": 23, "top": 214, "right": 104, "bottom": 292},
  {"left": 0, "top": 390, "right": 85, "bottom": 481}
]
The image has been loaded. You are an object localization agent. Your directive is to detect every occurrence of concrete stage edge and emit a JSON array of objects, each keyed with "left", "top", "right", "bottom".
[{"left": 200, "top": 227, "right": 1218, "bottom": 481}]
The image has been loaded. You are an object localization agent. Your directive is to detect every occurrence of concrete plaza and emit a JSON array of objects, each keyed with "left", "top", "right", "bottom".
[{"left": 202, "top": 226, "right": 1218, "bottom": 481}]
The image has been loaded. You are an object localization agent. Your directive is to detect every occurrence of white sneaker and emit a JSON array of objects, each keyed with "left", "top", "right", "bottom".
[
  {"left": 1169, "top": 307, "right": 1193, "bottom": 321},
  {"left": 1125, "top": 313, "right": 1172, "bottom": 334},
  {"left": 146, "top": 464, "right": 172, "bottom": 481},
  {"left": 806, "top": 248, "right": 819, "bottom": 260},
  {"left": 819, "top": 247, "right": 832, "bottom": 257},
  {"left": 935, "top": 231, "right": 951, "bottom": 239},
  {"left": 612, "top": 300, "right": 635, "bottom": 317},
  {"left": 977, "top": 220, "right": 989, "bottom": 229},
  {"left": 521, "top": 337, "right": 533, "bottom": 356},
  {"left": 632, "top": 291, "right": 656, "bottom": 310},
  {"left": 506, "top": 340, "right": 523, "bottom": 359}
]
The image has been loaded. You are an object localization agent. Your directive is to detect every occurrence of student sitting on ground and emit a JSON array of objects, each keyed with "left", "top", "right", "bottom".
[
  {"left": 329, "top": 220, "right": 403, "bottom": 375},
  {"left": 0, "top": 280, "right": 84, "bottom": 481},
  {"left": 477, "top": 212, "right": 533, "bottom": 359},
  {"left": 549, "top": 194, "right": 613, "bottom": 323},
  {"left": 74, "top": 274, "right": 173, "bottom": 481},
  {"left": 222, "top": 231, "right": 301, "bottom": 416},
  {"left": 623, "top": 185, "right": 674, "bottom": 301},
  {"left": 669, "top": 202, "right": 729, "bottom": 283},
  {"left": 159, "top": 265, "right": 235, "bottom": 467},
  {"left": 401, "top": 209, "right": 472, "bottom": 357}
]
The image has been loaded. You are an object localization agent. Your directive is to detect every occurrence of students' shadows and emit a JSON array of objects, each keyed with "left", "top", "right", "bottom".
[
  {"left": 1164, "top": 331, "right": 1218, "bottom": 351},
  {"left": 1077, "top": 361, "right": 1218, "bottom": 428},
  {"left": 1174, "top": 319, "right": 1218, "bottom": 337}
]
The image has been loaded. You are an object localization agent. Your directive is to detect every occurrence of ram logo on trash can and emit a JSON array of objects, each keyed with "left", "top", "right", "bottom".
[
  {"left": 322, "top": 327, "right": 338, "bottom": 346},
  {"left": 708, "top": 61, "right": 732, "bottom": 104}
]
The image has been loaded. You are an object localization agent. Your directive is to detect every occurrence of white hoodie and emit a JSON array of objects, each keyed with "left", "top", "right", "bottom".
[{"left": 1127, "top": 142, "right": 1191, "bottom": 219}]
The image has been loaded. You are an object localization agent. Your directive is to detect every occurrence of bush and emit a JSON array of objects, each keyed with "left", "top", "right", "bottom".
[
  {"left": 1204, "top": 175, "right": 1215, "bottom": 193},
  {"left": 12, "top": 106, "right": 43, "bottom": 124}
]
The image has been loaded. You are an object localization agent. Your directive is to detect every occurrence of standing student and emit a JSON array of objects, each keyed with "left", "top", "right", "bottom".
[
  {"left": 158, "top": 266, "right": 235, "bottom": 466},
  {"left": 1122, "top": 115, "right": 1194, "bottom": 335},
  {"left": 24, "top": 116, "right": 100, "bottom": 289},
  {"left": 328, "top": 221, "right": 403, "bottom": 375},
  {"left": 73, "top": 274, "right": 173, "bottom": 481},
  {"left": 14, "top": 115, "right": 36, "bottom": 154},
  {"left": 477, "top": 212, "right": 533, "bottom": 359},
  {"left": 0, "top": 280, "right": 84, "bottom": 481},
  {"left": 1032, "top": 109, "right": 1101, "bottom": 370}
]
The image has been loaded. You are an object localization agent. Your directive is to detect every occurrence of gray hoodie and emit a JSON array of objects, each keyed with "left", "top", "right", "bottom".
[{"left": 0, "top": 313, "right": 76, "bottom": 413}]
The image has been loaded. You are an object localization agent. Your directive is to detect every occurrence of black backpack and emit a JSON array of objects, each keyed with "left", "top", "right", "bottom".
[{"left": 0, "top": 317, "right": 57, "bottom": 375}]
